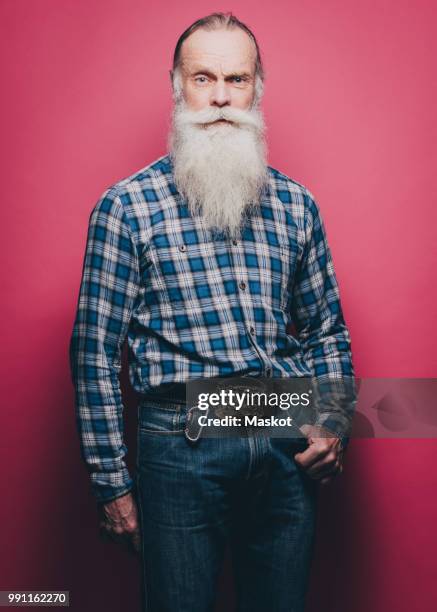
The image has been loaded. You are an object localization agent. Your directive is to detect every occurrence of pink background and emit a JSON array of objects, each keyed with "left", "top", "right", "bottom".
[{"left": 1, "top": 1, "right": 436, "bottom": 610}]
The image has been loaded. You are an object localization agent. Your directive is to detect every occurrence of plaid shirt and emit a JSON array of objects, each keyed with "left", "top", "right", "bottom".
[{"left": 69, "top": 153, "right": 355, "bottom": 503}]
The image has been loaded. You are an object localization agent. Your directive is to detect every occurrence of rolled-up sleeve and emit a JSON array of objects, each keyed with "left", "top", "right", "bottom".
[
  {"left": 69, "top": 188, "right": 141, "bottom": 502},
  {"left": 291, "top": 193, "right": 357, "bottom": 448}
]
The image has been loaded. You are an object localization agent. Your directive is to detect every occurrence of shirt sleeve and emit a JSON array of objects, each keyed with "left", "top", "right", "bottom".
[
  {"left": 290, "top": 192, "right": 357, "bottom": 449},
  {"left": 69, "top": 188, "right": 141, "bottom": 503}
]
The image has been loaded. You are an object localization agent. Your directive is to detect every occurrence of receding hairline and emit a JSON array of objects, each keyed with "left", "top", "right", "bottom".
[{"left": 171, "top": 12, "right": 264, "bottom": 81}]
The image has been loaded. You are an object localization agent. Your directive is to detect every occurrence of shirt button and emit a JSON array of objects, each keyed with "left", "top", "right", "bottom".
[
  {"left": 249, "top": 326, "right": 255, "bottom": 335},
  {"left": 232, "top": 239, "right": 238, "bottom": 246},
  {"left": 265, "top": 367, "right": 272, "bottom": 377},
  {"left": 179, "top": 244, "right": 186, "bottom": 252},
  {"left": 239, "top": 281, "right": 246, "bottom": 290}
]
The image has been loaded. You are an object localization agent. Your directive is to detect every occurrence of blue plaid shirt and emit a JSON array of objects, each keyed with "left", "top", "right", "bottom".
[{"left": 69, "top": 153, "right": 355, "bottom": 503}]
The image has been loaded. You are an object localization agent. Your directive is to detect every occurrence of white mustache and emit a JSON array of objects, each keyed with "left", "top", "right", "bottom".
[{"left": 173, "top": 104, "right": 264, "bottom": 131}]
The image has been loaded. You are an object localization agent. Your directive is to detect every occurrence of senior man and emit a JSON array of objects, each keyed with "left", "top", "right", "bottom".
[{"left": 69, "top": 12, "right": 356, "bottom": 612}]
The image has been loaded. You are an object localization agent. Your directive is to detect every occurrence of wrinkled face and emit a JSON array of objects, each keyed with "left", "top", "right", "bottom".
[{"left": 177, "top": 27, "right": 257, "bottom": 114}]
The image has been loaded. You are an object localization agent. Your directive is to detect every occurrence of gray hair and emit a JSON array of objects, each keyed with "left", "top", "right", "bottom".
[{"left": 170, "top": 12, "right": 265, "bottom": 106}]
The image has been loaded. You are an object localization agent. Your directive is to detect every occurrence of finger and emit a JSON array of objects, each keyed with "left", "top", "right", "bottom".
[
  {"left": 111, "top": 530, "right": 133, "bottom": 549},
  {"left": 306, "top": 452, "right": 340, "bottom": 478},
  {"left": 100, "top": 521, "right": 126, "bottom": 545},
  {"left": 121, "top": 523, "right": 141, "bottom": 549},
  {"left": 294, "top": 443, "right": 331, "bottom": 470},
  {"left": 105, "top": 522, "right": 140, "bottom": 550},
  {"left": 116, "top": 529, "right": 141, "bottom": 556},
  {"left": 320, "top": 474, "right": 336, "bottom": 485},
  {"left": 320, "top": 460, "right": 344, "bottom": 484},
  {"left": 130, "top": 529, "right": 142, "bottom": 555},
  {"left": 314, "top": 459, "right": 343, "bottom": 482}
]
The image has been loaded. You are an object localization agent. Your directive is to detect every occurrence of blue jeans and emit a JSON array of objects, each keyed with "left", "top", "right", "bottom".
[{"left": 135, "top": 399, "right": 319, "bottom": 612}]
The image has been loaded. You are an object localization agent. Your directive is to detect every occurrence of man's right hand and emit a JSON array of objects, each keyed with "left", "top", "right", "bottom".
[{"left": 98, "top": 491, "right": 141, "bottom": 555}]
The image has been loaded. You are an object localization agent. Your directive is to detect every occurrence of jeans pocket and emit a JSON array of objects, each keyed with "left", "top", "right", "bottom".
[{"left": 138, "top": 402, "right": 186, "bottom": 435}]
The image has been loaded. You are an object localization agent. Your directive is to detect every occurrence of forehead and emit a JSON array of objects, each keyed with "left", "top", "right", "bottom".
[{"left": 179, "top": 28, "right": 257, "bottom": 75}]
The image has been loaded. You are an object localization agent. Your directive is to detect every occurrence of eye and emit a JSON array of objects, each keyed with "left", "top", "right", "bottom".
[
  {"left": 229, "top": 76, "right": 249, "bottom": 86},
  {"left": 194, "top": 76, "right": 208, "bottom": 84}
]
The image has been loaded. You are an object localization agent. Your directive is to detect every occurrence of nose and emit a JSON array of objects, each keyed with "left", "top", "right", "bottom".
[{"left": 210, "top": 81, "right": 231, "bottom": 107}]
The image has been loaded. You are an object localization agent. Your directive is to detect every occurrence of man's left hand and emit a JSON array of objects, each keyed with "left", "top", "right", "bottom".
[{"left": 293, "top": 424, "right": 344, "bottom": 485}]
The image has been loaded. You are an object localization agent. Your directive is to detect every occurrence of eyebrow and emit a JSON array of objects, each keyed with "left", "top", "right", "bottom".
[{"left": 190, "top": 68, "right": 252, "bottom": 80}]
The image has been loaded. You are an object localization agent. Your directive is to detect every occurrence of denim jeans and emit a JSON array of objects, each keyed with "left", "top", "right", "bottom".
[{"left": 135, "top": 399, "right": 320, "bottom": 612}]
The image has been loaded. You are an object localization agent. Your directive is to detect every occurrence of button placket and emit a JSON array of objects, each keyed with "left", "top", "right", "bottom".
[{"left": 228, "top": 235, "right": 270, "bottom": 373}]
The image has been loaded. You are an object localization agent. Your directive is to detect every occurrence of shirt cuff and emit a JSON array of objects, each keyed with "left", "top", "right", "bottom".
[
  {"left": 90, "top": 468, "right": 134, "bottom": 504},
  {"left": 313, "top": 413, "right": 351, "bottom": 451}
]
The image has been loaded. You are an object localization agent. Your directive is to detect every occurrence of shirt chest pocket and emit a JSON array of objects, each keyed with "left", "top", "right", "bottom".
[
  {"left": 148, "top": 234, "right": 219, "bottom": 309},
  {"left": 241, "top": 239, "right": 298, "bottom": 311}
]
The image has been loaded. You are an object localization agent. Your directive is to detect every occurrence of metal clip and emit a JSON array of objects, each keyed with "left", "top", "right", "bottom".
[{"left": 184, "top": 405, "right": 208, "bottom": 443}]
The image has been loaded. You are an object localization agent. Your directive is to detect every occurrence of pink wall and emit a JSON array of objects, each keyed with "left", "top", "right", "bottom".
[{"left": 1, "top": 1, "right": 436, "bottom": 610}]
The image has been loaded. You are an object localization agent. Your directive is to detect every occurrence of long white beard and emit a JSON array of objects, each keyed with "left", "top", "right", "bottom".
[{"left": 168, "top": 101, "right": 269, "bottom": 239}]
